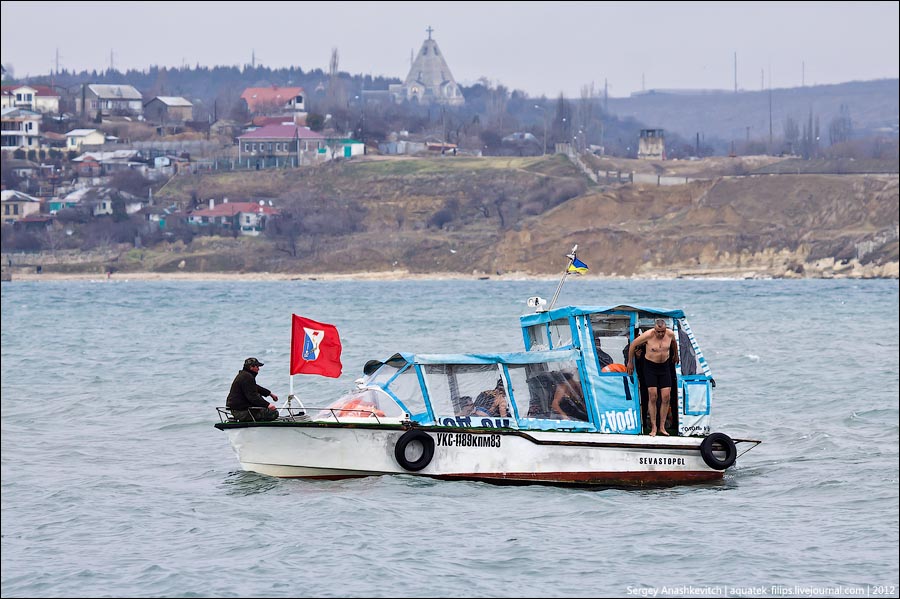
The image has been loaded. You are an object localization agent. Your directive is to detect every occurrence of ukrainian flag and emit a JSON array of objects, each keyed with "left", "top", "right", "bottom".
[{"left": 567, "top": 257, "right": 589, "bottom": 275}]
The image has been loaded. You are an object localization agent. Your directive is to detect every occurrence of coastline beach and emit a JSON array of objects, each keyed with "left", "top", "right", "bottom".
[
  {"left": 5, "top": 270, "right": 553, "bottom": 283},
  {"left": 6, "top": 261, "right": 897, "bottom": 283}
]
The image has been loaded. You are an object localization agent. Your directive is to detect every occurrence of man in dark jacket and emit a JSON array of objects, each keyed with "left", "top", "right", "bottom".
[{"left": 226, "top": 357, "right": 280, "bottom": 422}]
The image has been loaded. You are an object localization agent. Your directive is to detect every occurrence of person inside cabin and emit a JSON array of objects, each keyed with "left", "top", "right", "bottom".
[
  {"left": 627, "top": 319, "right": 678, "bottom": 436},
  {"left": 226, "top": 357, "right": 280, "bottom": 422},
  {"left": 473, "top": 379, "right": 508, "bottom": 417},
  {"left": 595, "top": 337, "right": 615, "bottom": 369},
  {"left": 456, "top": 395, "right": 475, "bottom": 417},
  {"left": 550, "top": 371, "right": 588, "bottom": 421}
]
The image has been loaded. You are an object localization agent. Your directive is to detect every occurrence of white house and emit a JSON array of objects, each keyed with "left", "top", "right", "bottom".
[
  {"left": 1, "top": 84, "right": 60, "bottom": 113},
  {"left": 1, "top": 107, "right": 41, "bottom": 151},
  {"left": 66, "top": 129, "right": 106, "bottom": 151}
]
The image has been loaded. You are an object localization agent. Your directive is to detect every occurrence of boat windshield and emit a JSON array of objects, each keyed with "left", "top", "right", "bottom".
[{"left": 363, "top": 360, "right": 428, "bottom": 417}]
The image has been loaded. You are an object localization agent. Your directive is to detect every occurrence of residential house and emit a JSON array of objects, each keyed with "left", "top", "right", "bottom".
[
  {"left": 141, "top": 203, "right": 184, "bottom": 230},
  {"left": 56, "top": 187, "right": 145, "bottom": 217},
  {"left": 237, "top": 124, "right": 325, "bottom": 164},
  {"left": 187, "top": 199, "right": 279, "bottom": 236},
  {"left": 1, "top": 107, "right": 41, "bottom": 151},
  {"left": 92, "top": 189, "right": 144, "bottom": 217},
  {"left": 66, "top": 128, "right": 106, "bottom": 151},
  {"left": 153, "top": 155, "right": 191, "bottom": 175},
  {"left": 1, "top": 84, "right": 61, "bottom": 113},
  {"left": 71, "top": 155, "right": 102, "bottom": 177},
  {"left": 1, "top": 190, "right": 41, "bottom": 223},
  {"left": 76, "top": 84, "right": 143, "bottom": 117},
  {"left": 47, "top": 194, "right": 82, "bottom": 214},
  {"left": 72, "top": 150, "right": 145, "bottom": 175},
  {"left": 240, "top": 85, "right": 305, "bottom": 116},
  {"left": 42, "top": 131, "right": 68, "bottom": 150},
  {"left": 13, "top": 214, "right": 54, "bottom": 231},
  {"left": 4, "top": 158, "right": 40, "bottom": 178},
  {"left": 144, "top": 96, "right": 193, "bottom": 124},
  {"left": 210, "top": 119, "right": 241, "bottom": 139}
]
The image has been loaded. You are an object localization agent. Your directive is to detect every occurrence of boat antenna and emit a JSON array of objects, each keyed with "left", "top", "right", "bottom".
[{"left": 548, "top": 244, "right": 578, "bottom": 310}]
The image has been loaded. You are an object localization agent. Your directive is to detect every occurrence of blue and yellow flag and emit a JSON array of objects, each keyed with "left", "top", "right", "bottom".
[{"left": 567, "top": 257, "right": 589, "bottom": 275}]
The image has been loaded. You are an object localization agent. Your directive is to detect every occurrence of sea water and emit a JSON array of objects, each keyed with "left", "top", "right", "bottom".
[{"left": 1, "top": 278, "right": 898, "bottom": 598}]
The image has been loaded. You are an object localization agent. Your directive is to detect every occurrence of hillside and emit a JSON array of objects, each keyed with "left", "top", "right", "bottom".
[
  {"left": 606, "top": 79, "right": 899, "bottom": 143},
  {"left": 7, "top": 154, "right": 898, "bottom": 279}
]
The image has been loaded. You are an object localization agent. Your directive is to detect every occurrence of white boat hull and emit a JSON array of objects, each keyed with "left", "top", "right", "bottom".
[{"left": 219, "top": 422, "right": 747, "bottom": 486}]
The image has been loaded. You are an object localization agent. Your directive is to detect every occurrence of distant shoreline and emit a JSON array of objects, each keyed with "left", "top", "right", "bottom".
[
  {"left": 4, "top": 269, "right": 896, "bottom": 282},
  {"left": 6, "top": 271, "right": 550, "bottom": 283}
]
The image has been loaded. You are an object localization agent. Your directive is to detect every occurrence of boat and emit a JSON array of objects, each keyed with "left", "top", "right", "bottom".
[{"left": 215, "top": 247, "right": 760, "bottom": 487}]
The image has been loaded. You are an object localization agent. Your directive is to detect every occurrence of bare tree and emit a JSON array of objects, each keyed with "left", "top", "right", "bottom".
[
  {"left": 39, "top": 221, "right": 67, "bottom": 254},
  {"left": 783, "top": 116, "right": 800, "bottom": 154},
  {"left": 487, "top": 83, "right": 509, "bottom": 129},
  {"left": 828, "top": 104, "right": 852, "bottom": 145}
]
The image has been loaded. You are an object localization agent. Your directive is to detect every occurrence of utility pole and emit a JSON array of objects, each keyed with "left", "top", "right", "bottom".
[
  {"left": 535, "top": 104, "right": 548, "bottom": 155},
  {"left": 734, "top": 52, "right": 737, "bottom": 93},
  {"left": 603, "top": 78, "right": 608, "bottom": 113},
  {"left": 801, "top": 61, "right": 805, "bottom": 86}
]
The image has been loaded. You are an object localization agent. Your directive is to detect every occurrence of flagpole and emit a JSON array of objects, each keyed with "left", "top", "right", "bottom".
[{"left": 548, "top": 244, "right": 577, "bottom": 311}]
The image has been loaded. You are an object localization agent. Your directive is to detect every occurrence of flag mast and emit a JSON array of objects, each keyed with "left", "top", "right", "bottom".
[{"left": 548, "top": 244, "right": 578, "bottom": 310}]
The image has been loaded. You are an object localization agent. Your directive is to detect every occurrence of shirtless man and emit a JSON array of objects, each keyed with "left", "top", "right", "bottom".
[{"left": 627, "top": 319, "right": 679, "bottom": 436}]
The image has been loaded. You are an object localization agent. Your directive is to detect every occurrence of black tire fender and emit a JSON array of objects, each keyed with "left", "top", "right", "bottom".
[
  {"left": 394, "top": 430, "right": 435, "bottom": 471},
  {"left": 700, "top": 432, "right": 737, "bottom": 470}
]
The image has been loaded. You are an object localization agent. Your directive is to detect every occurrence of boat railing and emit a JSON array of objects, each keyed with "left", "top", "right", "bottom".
[
  {"left": 215, "top": 406, "right": 387, "bottom": 424},
  {"left": 312, "top": 406, "right": 389, "bottom": 424}
]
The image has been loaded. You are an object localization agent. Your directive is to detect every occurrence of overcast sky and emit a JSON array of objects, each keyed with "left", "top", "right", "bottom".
[{"left": 2, "top": 1, "right": 898, "bottom": 98}]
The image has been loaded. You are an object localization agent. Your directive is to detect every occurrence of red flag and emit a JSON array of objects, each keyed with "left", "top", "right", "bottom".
[{"left": 290, "top": 315, "right": 343, "bottom": 377}]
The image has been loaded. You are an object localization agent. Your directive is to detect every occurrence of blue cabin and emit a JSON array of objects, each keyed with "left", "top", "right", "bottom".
[{"left": 341, "top": 304, "right": 715, "bottom": 436}]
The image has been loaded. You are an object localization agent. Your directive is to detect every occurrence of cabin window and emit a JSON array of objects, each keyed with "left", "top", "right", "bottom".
[
  {"left": 423, "top": 364, "right": 508, "bottom": 423},
  {"left": 590, "top": 314, "right": 632, "bottom": 370},
  {"left": 508, "top": 361, "right": 587, "bottom": 421},
  {"left": 548, "top": 318, "right": 573, "bottom": 349},
  {"left": 526, "top": 324, "right": 549, "bottom": 351}
]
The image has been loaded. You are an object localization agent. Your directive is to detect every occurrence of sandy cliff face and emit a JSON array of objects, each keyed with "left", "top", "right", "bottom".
[{"left": 492, "top": 174, "right": 898, "bottom": 278}]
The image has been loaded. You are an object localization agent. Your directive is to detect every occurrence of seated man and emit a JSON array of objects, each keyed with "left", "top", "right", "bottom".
[
  {"left": 550, "top": 371, "right": 588, "bottom": 421},
  {"left": 226, "top": 357, "right": 279, "bottom": 422},
  {"left": 473, "top": 379, "right": 508, "bottom": 417}
]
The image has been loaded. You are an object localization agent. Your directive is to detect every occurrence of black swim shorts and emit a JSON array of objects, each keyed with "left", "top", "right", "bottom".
[{"left": 643, "top": 360, "right": 673, "bottom": 389}]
